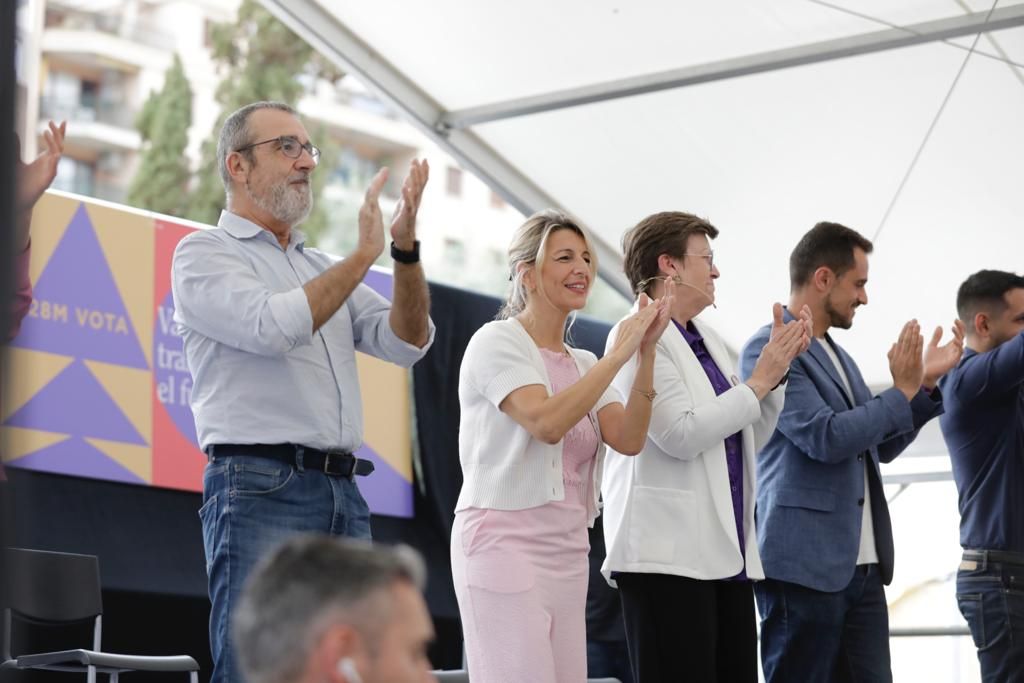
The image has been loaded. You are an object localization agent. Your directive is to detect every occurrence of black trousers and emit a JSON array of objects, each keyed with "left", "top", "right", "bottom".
[{"left": 617, "top": 572, "right": 758, "bottom": 683}]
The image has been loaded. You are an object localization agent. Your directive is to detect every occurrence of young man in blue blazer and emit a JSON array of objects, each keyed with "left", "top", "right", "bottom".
[{"left": 740, "top": 222, "right": 964, "bottom": 683}]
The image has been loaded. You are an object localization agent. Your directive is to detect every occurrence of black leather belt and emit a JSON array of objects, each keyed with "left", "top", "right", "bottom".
[
  {"left": 206, "top": 443, "right": 374, "bottom": 478},
  {"left": 963, "top": 549, "right": 1024, "bottom": 567}
]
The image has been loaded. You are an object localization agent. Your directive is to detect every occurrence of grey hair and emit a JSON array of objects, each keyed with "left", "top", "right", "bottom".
[
  {"left": 217, "top": 101, "right": 297, "bottom": 199},
  {"left": 233, "top": 535, "right": 427, "bottom": 683},
  {"left": 497, "top": 208, "right": 598, "bottom": 320}
]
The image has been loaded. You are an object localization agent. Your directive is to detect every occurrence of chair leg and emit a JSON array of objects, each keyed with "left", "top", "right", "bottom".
[
  {"left": 110, "top": 672, "right": 119, "bottom": 683},
  {"left": 190, "top": 672, "right": 198, "bottom": 683},
  {"left": 88, "top": 664, "right": 97, "bottom": 683}
]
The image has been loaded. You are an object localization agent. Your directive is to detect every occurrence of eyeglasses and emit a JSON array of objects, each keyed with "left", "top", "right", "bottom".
[
  {"left": 236, "top": 136, "right": 320, "bottom": 162},
  {"left": 683, "top": 251, "right": 715, "bottom": 269},
  {"left": 633, "top": 251, "right": 716, "bottom": 294}
]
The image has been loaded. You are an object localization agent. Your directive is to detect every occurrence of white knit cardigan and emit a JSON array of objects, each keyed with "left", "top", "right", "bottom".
[{"left": 454, "top": 318, "right": 622, "bottom": 526}]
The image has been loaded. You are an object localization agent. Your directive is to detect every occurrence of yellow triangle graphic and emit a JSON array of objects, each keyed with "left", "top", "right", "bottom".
[
  {"left": 27, "top": 193, "right": 81, "bottom": 283},
  {"left": 87, "top": 203, "right": 155, "bottom": 369},
  {"left": 356, "top": 352, "right": 412, "bottom": 481},
  {"left": 1, "top": 348, "right": 74, "bottom": 421},
  {"left": 84, "top": 360, "right": 152, "bottom": 444},
  {"left": 85, "top": 437, "right": 152, "bottom": 483},
  {"left": 1, "top": 426, "right": 69, "bottom": 463}
]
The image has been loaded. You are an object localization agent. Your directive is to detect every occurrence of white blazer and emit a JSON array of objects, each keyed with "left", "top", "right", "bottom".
[{"left": 601, "top": 315, "right": 784, "bottom": 584}]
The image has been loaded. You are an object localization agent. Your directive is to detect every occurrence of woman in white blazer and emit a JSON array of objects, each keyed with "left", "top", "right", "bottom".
[
  {"left": 452, "top": 210, "right": 672, "bottom": 683},
  {"left": 601, "top": 211, "right": 811, "bottom": 683}
]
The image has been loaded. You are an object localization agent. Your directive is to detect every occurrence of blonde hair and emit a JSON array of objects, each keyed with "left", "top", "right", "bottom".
[{"left": 497, "top": 209, "right": 598, "bottom": 320}]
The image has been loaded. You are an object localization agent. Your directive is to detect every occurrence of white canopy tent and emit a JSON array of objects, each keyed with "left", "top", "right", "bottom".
[
  {"left": 261, "top": 0, "right": 1024, "bottom": 389},
  {"left": 258, "top": 4, "right": 1023, "bottom": 654}
]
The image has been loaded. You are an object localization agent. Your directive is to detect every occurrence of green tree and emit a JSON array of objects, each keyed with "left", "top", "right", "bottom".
[
  {"left": 187, "top": 0, "right": 342, "bottom": 244},
  {"left": 126, "top": 54, "right": 192, "bottom": 216}
]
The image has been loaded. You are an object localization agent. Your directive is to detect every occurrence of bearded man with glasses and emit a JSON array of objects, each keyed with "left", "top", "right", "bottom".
[{"left": 171, "top": 101, "right": 434, "bottom": 683}]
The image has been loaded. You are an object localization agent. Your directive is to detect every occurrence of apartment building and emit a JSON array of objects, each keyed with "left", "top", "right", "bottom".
[{"left": 17, "top": 0, "right": 602, "bottom": 311}]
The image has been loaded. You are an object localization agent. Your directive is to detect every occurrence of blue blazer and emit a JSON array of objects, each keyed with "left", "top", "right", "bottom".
[{"left": 740, "top": 312, "right": 943, "bottom": 592}]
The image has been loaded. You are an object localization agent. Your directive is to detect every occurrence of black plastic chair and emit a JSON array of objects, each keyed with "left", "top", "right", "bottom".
[{"left": 2, "top": 547, "right": 199, "bottom": 682}]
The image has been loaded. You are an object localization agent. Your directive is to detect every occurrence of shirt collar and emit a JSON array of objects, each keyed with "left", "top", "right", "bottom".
[
  {"left": 673, "top": 318, "right": 703, "bottom": 348},
  {"left": 217, "top": 210, "right": 307, "bottom": 251}
]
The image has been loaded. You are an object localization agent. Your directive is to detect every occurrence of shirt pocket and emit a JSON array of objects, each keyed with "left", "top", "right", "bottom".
[
  {"left": 465, "top": 551, "right": 536, "bottom": 594},
  {"left": 626, "top": 486, "right": 698, "bottom": 566}
]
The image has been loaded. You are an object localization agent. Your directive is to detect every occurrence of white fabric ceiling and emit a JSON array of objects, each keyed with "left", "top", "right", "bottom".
[{"left": 263, "top": 0, "right": 1024, "bottom": 385}]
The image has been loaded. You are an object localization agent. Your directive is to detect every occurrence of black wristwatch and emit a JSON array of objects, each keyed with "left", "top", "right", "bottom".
[{"left": 390, "top": 240, "right": 420, "bottom": 264}]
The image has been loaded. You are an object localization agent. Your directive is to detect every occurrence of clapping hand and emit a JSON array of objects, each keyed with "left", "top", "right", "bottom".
[
  {"left": 16, "top": 121, "right": 66, "bottom": 246},
  {"left": 390, "top": 159, "right": 429, "bottom": 251},
  {"left": 357, "top": 168, "right": 389, "bottom": 260},
  {"left": 639, "top": 275, "right": 674, "bottom": 355},
  {"left": 747, "top": 303, "right": 810, "bottom": 399},
  {"left": 888, "top": 320, "right": 925, "bottom": 400},
  {"left": 923, "top": 319, "right": 966, "bottom": 388}
]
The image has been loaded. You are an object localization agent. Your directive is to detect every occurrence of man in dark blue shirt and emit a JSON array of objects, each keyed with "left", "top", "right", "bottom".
[{"left": 939, "top": 269, "right": 1024, "bottom": 682}]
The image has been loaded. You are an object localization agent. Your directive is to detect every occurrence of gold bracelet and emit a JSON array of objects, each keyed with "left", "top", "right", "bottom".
[{"left": 631, "top": 387, "right": 657, "bottom": 402}]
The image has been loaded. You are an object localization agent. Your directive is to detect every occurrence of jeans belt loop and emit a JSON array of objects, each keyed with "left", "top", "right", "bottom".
[{"left": 295, "top": 445, "right": 305, "bottom": 473}]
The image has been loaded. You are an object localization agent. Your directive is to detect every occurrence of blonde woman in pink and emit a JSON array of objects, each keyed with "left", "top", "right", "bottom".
[{"left": 452, "top": 209, "right": 672, "bottom": 683}]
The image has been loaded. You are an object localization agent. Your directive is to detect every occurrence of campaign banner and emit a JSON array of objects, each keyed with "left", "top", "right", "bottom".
[{"left": 2, "top": 191, "right": 415, "bottom": 517}]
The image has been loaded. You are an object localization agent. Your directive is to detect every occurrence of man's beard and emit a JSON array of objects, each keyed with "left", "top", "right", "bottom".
[
  {"left": 824, "top": 293, "right": 855, "bottom": 330},
  {"left": 247, "top": 173, "right": 313, "bottom": 226}
]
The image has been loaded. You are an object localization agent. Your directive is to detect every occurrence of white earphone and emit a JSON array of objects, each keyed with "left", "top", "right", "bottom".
[{"left": 337, "top": 657, "right": 364, "bottom": 683}]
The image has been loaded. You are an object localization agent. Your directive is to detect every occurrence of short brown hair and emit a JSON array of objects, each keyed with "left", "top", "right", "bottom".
[
  {"left": 622, "top": 211, "right": 719, "bottom": 295},
  {"left": 789, "top": 221, "right": 873, "bottom": 289}
]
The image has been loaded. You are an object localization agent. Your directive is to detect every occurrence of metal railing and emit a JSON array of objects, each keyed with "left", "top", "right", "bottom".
[
  {"left": 46, "top": 3, "right": 176, "bottom": 52},
  {"left": 40, "top": 97, "right": 137, "bottom": 130},
  {"left": 891, "top": 626, "right": 970, "bottom": 637}
]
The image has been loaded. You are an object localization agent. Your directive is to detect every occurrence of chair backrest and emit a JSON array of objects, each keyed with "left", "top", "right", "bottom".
[
  {"left": 4, "top": 548, "right": 103, "bottom": 623},
  {"left": 432, "top": 672, "right": 469, "bottom": 683}
]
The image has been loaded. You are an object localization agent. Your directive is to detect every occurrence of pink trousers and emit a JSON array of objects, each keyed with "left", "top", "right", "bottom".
[{"left": 451, "top": 489, "right": 590, "bottom": 683}]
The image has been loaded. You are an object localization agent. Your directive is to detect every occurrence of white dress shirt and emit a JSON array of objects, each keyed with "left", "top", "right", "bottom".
[
  {"left": 819, "top": 337, "right": 878, "bottom": 565},
  {"left": 171, "top": 211, "right": 434, "bottom": 451}
]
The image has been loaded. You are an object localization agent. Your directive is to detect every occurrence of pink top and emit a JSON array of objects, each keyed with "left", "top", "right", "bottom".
[
  {"left": 457, "top": 348, "right": 600, "bottom": 563},
  {"left": 540, "top": 348, "right": 599, "bottom": 502},
  {"left": 8, "top": 241, "right": 32, "bottom": 342}
]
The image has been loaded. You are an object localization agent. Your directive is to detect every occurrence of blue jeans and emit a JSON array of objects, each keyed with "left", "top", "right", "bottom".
[
  {"left": 957, "top": 555, "right": 1024, "bottom": 682},
  {"left": 755, "top": 565, "right": 892, "bottom": 683},
  {"left": 199, "top": 452, "right": 371, "bottom": 683}
]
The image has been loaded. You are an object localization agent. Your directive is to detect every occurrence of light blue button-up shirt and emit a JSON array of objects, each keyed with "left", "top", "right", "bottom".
[{"left": 171, "top": 211, "right": 434, "bottom": 451}]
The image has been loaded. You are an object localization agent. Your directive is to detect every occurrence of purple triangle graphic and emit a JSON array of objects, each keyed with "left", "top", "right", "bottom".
[
  {"left": 11, "top": 204, "right": 148, "bottom": 369},
  {"left": 10, "top": 436, "right": 145, "bottom": 484},
  {"left": 353, "top": 444, "right": 413, "bottom": 518},
  {"left": 363, "top": 269, "right": 394, "bottom": 301},
  {"left": 4, "top": 359, "right": 147, "bottom": 444}
]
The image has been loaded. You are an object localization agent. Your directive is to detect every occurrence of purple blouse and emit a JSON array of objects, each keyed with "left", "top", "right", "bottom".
[{"left": 675, "top": 320, "right": 747, "bottom": 581}]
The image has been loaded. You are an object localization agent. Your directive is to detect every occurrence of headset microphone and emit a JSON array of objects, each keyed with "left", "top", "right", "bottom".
[{"left": 674, "top": 278, "right": 718, "bottom": 310}]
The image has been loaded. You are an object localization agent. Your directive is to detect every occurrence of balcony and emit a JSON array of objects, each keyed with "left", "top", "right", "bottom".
[
  {"left": 47, "top": 2, "right": 176, "bottom": 49},
  {"left": 42, "top": 4, "right": 172, "bottom": 72},
  {"left": 39, "top": 97, "right": 141, "bottom": 152}
]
